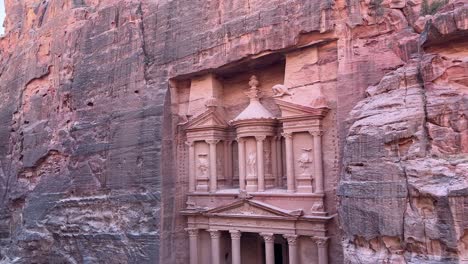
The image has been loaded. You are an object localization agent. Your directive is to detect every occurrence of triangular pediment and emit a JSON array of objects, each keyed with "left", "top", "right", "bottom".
[
  {"left": 274, "top": 99, "right": 329, "bottom": 118},
  {"left": 186, "top": 107, "right": 228, "bottom": 130},
  {"left": 205, "top": 200, "right": 295, "bottom": 218}
]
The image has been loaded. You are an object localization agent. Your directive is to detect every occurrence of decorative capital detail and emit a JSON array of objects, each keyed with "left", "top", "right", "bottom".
[
  {"left": 236, "top": 137, "right": 246, "bottom": 143},
  {"left": 185, "top": 228, "right": 199, "bottom": 237},
  {"left": 309, "top": 130, "right": 324, "bottom": 137},
  {"left": 208, "top": 230, "right": 221, "bottom": 239},
  {"left": 283, "top": 234, "right": 298, "bottom": 245},
  {"left": 261, "top": 233, "right": 275, "bottom": 242},
  {"left": 255, "top": 135, "right": 267, "bottom": 142},
  {"left": 281, "top": 132, "right": 293, "bottom": 139},
  {"left": 313, "top": 236, "right": 329, "bottom": 247},
  {"left": 229, "top": 230, "right": 242, "bottom": 239},
  {"left": 185, "top": 140, "right": 194, "bottom": 147},
  {"left": 205, "top": 139, "right": 220, "bottom": 145}
]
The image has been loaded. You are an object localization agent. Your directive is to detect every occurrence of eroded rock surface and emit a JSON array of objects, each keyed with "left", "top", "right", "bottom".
[
  {"left": 0, "top": 0, "right": 465, "bottom": 263},
  {"left": 339, "top": 2, "right": 468, "bottom": 263}
]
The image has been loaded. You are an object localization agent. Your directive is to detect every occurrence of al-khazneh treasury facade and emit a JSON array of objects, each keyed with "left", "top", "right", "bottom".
[{"left": 171, "top": 43, "right": 338, "bottom": 264}]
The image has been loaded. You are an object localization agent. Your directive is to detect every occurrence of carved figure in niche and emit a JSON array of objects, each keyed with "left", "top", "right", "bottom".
[
  {"left": 272, "top": 84, "right": 292, "bottom": 97},
  {"left": 264, "top": 149, "right": 271, "bottom": 174},
  {"left": 216, "top": 157, "right": 223, "bottom": 176},
  {"left": 197, "top": 154, "right": 209, "bottom": 177},
  {"left": 247, "top": 152, "right": 256, "bottom": 176},
  {"left": 298, "top": 148, "right": 312, "bottom": 175}
]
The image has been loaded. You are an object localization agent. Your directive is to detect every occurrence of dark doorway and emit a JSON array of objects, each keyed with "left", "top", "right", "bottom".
[{"left": 274, "top": 243, "right": 284, "bottom": 264}]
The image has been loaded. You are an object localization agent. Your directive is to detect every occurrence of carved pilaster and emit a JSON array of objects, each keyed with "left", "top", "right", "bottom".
[
  {"left": 230, "top": 230, "right": 242, "bottom": 264},
  {"left": 236, "top": 137, "right": 246, "bottom": 190},
  {"left": 185, "top": 228, "right": 199, "bottom": 264},
  {"left": 186, "top": 140, "right": 195, "bottom": 192},
  {"left": 206, "top": 139, "right": 220, "bottom": 192},
  {"left": 208, "top": 230, "right": 221, "bottom": 264},
  {"left": 255, "top": 136, "right": 266, "bottom": 192},
  {"left": 283, "top": 234, "right": 298, "bottom": 264},
  {"left": 309, "top": 130, "right": 324, "bottom": 194},
  {"left": 261, "top": 233, "right": 275, "bottom": 264},
  {"left": 282, "top": 132, "right": 295, "bottom": 192},
  {"left": 313, "top": 236, "right": 329, "bottom": 264}
]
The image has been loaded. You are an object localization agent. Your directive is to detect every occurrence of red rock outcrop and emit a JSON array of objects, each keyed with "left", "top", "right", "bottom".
[{"left": 0, "top": 0, "right": 465, "bottom": 263}]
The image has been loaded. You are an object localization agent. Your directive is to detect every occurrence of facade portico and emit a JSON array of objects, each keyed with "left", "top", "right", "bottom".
[{"left": 174, "top": 47, "right": 336, "bottom": 264}]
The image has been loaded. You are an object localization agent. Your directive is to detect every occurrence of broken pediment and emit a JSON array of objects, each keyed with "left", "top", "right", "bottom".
[
  {"left": 185, "top": 106, "right": 229, "bottom": 131},
  {"left": 205, "top": 200, "right": 301, "bottom": 218},
  {"left": 275, "top": 99, "right": 329, "bottom": 119}
]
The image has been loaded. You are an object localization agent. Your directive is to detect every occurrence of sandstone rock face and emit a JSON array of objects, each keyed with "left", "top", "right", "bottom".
[
  {"left": 0, "top": 0, "right": 465, "bottom": 264},
  {"left": 339, "top": 1, "right": 468, "bottom": 263}
]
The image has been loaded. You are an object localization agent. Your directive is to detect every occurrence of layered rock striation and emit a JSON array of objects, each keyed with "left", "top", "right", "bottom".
[{"left": 0, "top": 0, "right": 465, "bottom": 263}]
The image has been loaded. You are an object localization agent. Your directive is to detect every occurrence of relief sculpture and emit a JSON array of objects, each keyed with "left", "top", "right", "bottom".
[
  {"left": 247, "top": 152, "right": 256, "bottom": 176},
  {"left": 298, "top": 148, "right": 312, "bottom": 176},
  {"left": 197, "top": 154, "right": 209, "bottom": 178}
]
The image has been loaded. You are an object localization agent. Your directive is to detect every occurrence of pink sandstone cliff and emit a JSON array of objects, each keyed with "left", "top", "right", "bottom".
[{"left": 0, "top": 0, "right": 465, "bottom": 263}]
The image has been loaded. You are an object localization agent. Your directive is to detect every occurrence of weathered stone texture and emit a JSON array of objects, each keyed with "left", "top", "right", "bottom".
[{"left": 0, "top": 0, "right": 466, "bottom": 263}]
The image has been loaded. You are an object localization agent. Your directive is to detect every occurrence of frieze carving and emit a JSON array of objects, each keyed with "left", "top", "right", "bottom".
[
  {"left": 298, "top": 148, "right": 312, "bottom": 176},
  {"left": 272, "top": 84, "right": 292, "bottom": 97},
  {"left": 220, "top": 203, "right": 278, "bottom": 217}
]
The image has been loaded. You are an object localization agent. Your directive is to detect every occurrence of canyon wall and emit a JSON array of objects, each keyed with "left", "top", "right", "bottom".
[{"left": 0, "top": 0, "right": 465, "bottom": 263}]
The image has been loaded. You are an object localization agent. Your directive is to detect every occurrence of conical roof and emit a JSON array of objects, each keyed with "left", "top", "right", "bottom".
[{"left": 232, "top": 75, "right": 275, "bottom": 122}]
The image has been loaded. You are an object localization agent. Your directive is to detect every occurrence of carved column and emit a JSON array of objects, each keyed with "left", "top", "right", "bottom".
[
  {"left": 283, "top": 235, "right": 298, "bottom": 264},
  {"left": 186, "top": 140, "right": 195, "bottom": 192},
  {"left": 230, "top": 230, "right": 242, "bottom": 264},
  {"left": 314, "top": 237, "right": 329, "bottom": 264},
  {"left": 225, "top": 140, "right": 233, "bottom": 187},
  {"left": 256, "top": 136, "right": 266, "bottom": 192},
  {"left": 185, "top": 228, "right": 199, "bottom": 264},
  {"left": 282, "top": 132, "right": 295, "bottom": 192},
  {"left": 261, "top": 233, "right": 275, "bottom": 264},
  {"left": 237, "top": 138, "right": 246, "bottom": 190},
  {"left": 270, "top": 137, "right": 278, "bottom": 187},
  {"left": 208, "top": 230, "right": 221, "bottom": 264},
  {"left": 206, "top": 140, "right": 219, "bottom": 192},
  {"left": 310, "top": 131, "right": 324, "bottom": 193},
  {"left": 276, "top": 136, "right": 283, "bottom": 187}
]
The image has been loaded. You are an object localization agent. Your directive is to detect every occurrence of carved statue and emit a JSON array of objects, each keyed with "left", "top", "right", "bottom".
[
  {"left": 298, "top": 148, "right": 312, "bottom": 175},
  {"left": 247, "top": 152, "right": 256, "bottom": 176},
  {"left": 197, "top": 154, "right": 209, "bottom": 177},
  {"left": 272, "top": 84, "right": 292, "bottom": 97},
  {"left": 264, "top": 149, "right": 271, "bottom": 174}
]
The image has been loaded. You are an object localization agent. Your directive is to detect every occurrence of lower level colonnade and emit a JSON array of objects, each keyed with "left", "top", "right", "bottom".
[{"left": 185, "top": 228, "right": 329, "bottom": 264}]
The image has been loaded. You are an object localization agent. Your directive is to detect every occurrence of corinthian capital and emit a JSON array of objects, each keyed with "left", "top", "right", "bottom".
[
  {"left": 281, "top": 132, "right": 292, "bottom": 139},
  {"left": 205, "top": 139, "right": 220, "bottom": 145},
  {"left": 309, "top": 130, "right": 324, "bottom": 137},
  {"left": 313, "top": 236, "right": 329, "bottom": 247},
  {"left": 283, "top": 234, "right": 298, "bottom": 245},
  {"left": 185, "top": 228, "right": 199, "bottom": 237}
]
